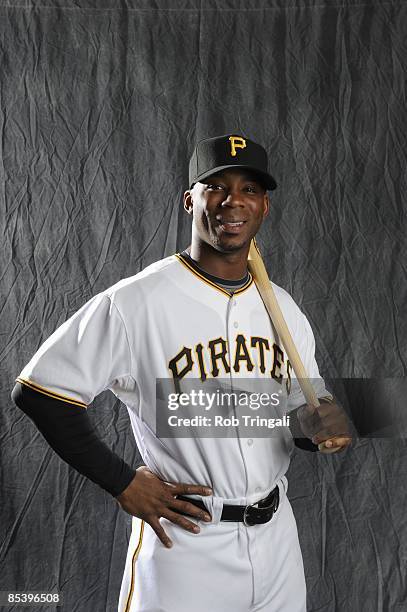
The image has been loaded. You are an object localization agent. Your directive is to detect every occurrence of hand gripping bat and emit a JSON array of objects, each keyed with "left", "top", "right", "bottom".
[{"left": 247, "top": 239, "right": 351, "bottom": 453}]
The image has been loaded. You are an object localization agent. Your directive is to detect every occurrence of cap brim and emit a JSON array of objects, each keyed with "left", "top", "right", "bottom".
[{"left": 191, "top": 164, "right": 277, "bottom": 191}]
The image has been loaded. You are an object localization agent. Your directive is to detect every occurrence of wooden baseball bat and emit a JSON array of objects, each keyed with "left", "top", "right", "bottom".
[{"left": 247, "top": 238, "right": 350, "bottom": 453}]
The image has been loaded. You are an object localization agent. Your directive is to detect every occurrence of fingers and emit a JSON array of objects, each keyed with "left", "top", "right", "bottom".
[
  {"left": 312, "top": 428, "right": 351, "bottom": 446},
  {"left": 116, "top": 470, "right": 213, "bottom": 548},
  {"left": 163, "top": 509, "right": 202, "bottom": 533},
  {"left": 298, "top": 401, "right": 351, "bottom": 445},
  {"left": 149, "top": 503, "right": 211, "bottom": 549},
  {"left": 170, "top": 498, "right": 211, "bottom": 523},
  {"left": 150, "top": 518, "right": 173, "bottom": 549},
  {"left": 167, "top": 482, "right": 213, "bottom": 497},
  {"left": 318, "top": 436, "right": 352, "bottom": 453}
]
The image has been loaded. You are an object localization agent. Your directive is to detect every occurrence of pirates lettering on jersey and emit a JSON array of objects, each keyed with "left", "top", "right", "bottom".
[{"left": 168, "top": 333, "right": 292, "bottom": 393}]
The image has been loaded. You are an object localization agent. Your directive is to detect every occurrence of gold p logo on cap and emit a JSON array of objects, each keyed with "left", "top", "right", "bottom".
[{"left": 229, "top": 136, "right": 246, "bottom": 157}]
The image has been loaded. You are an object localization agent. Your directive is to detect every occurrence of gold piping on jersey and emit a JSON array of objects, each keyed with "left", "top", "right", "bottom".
[
  {"left": 175, "top": 253, "right": 253, "bottom": 297},
  {"left": 15, "top": 378, "right": 87, "bottom": 409},
  {"left": 124, "top": 520, "right": 145, "bottom": 612}
]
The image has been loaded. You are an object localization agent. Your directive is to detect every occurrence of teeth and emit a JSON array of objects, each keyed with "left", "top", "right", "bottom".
[{"left": 224, "top": 222, "right": 243, "bottom": 226}]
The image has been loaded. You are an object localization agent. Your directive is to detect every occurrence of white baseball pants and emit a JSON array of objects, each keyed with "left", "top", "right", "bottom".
[{"left": 118, "top": 478, "right": 306, "bottom": 612}]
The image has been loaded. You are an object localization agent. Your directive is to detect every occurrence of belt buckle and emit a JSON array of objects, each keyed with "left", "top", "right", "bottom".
[
  {"left": 243, "top": 502, "right": 257, "bottom": 527},
  {"left": 243, "top": 488, "right": 279, "bottom": 527}
]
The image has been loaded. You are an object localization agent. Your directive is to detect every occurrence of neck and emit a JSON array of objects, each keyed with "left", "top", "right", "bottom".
[{"left": 188, "top": 240, "right": 249, "bottom": 280}]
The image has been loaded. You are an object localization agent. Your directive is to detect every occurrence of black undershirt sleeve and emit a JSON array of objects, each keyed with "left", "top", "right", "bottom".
[{"left": 11, "top": 382, "right": 138, "bottom": 497}]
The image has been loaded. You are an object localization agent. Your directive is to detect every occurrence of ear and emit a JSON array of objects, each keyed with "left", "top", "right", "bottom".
[
  {"left": 183, "top": 190, "right": 193, "bottom": 215},
  {"left": 262, "top": 192, "right": 270, "bottom": 218}
]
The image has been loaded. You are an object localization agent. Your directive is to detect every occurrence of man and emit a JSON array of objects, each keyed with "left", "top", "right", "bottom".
[{"left": 12, "top": 134, "right": 351, "bottom": 612}]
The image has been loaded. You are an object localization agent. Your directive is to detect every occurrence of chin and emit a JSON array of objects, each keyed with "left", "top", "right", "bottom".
[{"left": 214, "top": 239, "right": 249, "bottom": 253}]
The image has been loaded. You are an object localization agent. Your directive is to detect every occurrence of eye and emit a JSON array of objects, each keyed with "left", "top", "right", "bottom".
[
  {"left": 206, "top": 184, "right": 225, "bottom": 191},
  {"left": 244, "top": 185, "right": 258, "bottom": 193}
]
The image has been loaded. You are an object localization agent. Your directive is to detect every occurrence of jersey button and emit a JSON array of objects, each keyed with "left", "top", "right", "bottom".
[
  {"left": 247, "top": 439, "right": 253, "bottom": 446},
  {"left": 233, "top": 321, "right": 238, "bottom": 328}
]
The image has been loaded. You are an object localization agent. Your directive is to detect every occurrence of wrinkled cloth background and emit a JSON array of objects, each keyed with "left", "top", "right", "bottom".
[{"left": 1, "top": 1, "right": 407, "bottom": 611}]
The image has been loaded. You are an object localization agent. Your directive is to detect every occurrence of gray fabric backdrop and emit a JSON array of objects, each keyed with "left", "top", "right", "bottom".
[{"left": 1, "top": 1, "right": 406, "bottom": 610}]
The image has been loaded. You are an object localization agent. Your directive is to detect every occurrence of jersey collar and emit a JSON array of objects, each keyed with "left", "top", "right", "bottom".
[{"left": 175, "top": 252, "right": 254, "bottom": 298}]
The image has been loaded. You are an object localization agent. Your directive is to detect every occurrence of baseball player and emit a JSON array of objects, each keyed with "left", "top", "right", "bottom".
[{"left": 12, "top": 134, "right": 351, "bottom": 612}]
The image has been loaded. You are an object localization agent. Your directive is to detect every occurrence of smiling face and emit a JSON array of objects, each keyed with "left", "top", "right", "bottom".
[{"left": 183, "top": 168, "right": 269, "bottom": 255}]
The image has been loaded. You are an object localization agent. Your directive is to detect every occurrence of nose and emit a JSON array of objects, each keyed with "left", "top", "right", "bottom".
[{"left": 221, "top": 188, "right": 244, "bottom": 207}]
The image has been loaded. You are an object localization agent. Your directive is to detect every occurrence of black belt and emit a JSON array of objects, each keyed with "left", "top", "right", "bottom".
[{"left": 177, "top": 485, "right": 279, "bottom": 527}]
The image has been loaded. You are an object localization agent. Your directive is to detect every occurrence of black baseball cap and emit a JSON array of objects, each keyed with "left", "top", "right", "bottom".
[{"left": 189, "top": 134, "right": 277, "bottom": 190}]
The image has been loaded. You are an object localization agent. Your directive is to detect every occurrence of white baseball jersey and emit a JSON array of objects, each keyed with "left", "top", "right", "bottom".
[
  {"left": 17, "top": 253, "right": 330, "bottom": 612},
  {"left": 17, "top": 253, "right": 328, "bottom": 502}
]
